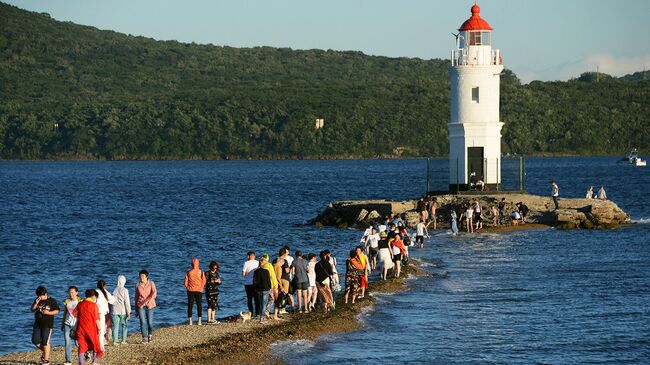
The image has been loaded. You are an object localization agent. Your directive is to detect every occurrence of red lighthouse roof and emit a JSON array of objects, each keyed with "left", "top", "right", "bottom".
[{"left": 459, "top": 4, "right": 493, "bottom": 31}]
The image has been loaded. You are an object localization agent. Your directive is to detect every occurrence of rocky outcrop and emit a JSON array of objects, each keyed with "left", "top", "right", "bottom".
[{"left": 313, "top": 193, "right": 630, "bottom": 230}]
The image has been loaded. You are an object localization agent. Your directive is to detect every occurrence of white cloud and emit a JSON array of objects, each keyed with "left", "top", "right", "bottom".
[{"left": 516, "top": 54, "right": 650, "bottom": 83}]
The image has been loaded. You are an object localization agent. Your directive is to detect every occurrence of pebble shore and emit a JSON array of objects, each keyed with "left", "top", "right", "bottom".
[{"left": 0, "top": 263, "right": 425, "bottom": 365}]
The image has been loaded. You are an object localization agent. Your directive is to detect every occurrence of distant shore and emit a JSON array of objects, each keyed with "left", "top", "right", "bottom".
[
  {"left": 0, "top": 154, "right": 634, "bottom": 162},
  {"left": 0, "top": 263, "right": 426, "bottom": 365}
]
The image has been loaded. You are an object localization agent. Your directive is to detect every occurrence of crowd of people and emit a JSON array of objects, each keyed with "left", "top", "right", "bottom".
[{"left": 30, "top": 270, "right": 156, "bottom": 365}]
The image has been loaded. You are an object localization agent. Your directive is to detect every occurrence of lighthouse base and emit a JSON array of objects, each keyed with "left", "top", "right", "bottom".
[{"left": 448, "top": 183, "right": 501, "bottom": 193}]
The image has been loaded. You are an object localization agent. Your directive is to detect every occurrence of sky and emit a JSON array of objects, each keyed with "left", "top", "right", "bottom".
[{"left": 5, "top": 0, "right": 650, "bottom": 83}]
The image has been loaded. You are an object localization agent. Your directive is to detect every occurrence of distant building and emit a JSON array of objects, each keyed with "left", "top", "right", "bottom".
[{"left": 448, "top": 3, "right": 504, "bottom": 191}]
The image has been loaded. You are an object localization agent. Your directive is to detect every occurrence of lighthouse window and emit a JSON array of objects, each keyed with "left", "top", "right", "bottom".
[
  {"left": 469, "top": 31, "right": 481, "bottom": 45},
  {"left": 481, "top": 32, "right": 491, "bottom": 45},
  {"left": 468, "top": 31, "right": 491, "bottom": 46},
  {"left": 472, "top": 87, "right": 479, "bottom": 103}
]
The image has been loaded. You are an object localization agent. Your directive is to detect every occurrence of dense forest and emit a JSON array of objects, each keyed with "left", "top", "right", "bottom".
[{"left": 0, "top": 2, "right": 648, "bottom": 160}]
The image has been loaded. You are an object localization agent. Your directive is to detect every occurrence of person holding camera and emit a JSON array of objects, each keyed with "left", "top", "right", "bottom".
[{"left": 31, "top": 286, "right": 60, "bottom": 365}]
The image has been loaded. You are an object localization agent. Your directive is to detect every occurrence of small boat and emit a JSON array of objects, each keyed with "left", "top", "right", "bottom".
[
  {"left": 634, "top": 157, "right": 647, "bottom": 167},
  {"left": 621, "top": 149, "right": 646, "bottom": 166}
]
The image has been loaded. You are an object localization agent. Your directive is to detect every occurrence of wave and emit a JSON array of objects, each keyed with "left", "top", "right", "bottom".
[{"left": 631, "top": 218, "right": 650, "bottom": 224}]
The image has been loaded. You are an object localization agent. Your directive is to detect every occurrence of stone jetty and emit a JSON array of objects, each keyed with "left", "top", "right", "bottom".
[{"left": 313, "top": 193, "right": 630, "bottom": 230}]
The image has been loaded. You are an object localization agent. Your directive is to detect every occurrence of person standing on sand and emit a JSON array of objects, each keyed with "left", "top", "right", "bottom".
[
  {"left": 306, "top": 253, "right": 318, "bottom": 311},
  {"left": 75, "top": 289, "right": 102, "bottom": 365},
  {"left": 184, "top": 258, "right": 206, "bottom": 325},
  {"left": 135, "top": 269, "right": 156, "bottom": 343},
  {"left": 205, "top": 261, "right": 222, "bottom": 324},
  {"left": 242, "top": 251, "right": 259, "bottom": 316},
  {"left": 253, "top": 255, "right": 272, "bottom": 323},
  {"left": 31, "top": 286, "right": 60, "bottom": 365},
  {"left": 586, "top": 186, "right": 594, "bottom": 199},
  {"left": 282, "top": 246, "right": 295, "bottom": 313},
  {"left": 95, "top": 280, "right": 114, "bottom": 351},
  {"left": 315, "top": 251, "right": 335, "bottom": 312},
  {"left": 551, "top": 180, "right": 560, "bottom": 210},
  {"left": 378, "top": 231, "right": 394, "bottom": 280},
  {"left": 111, "top": 276, "right": 130, "bottom": 346},
  {"left": 258, "top": 254, "right": 279, "bottom": 320},
  {"left": 450, "top": 208, "right": 459, "bottom": 236},
  {"left": 598, "top": 186, "right": 607, "bottom": 200},
  {"left": 292, "top": 251, "right": 310, "bottom": 313},
  {"left": 61, "top": 286, "right": 80, "bottom": 365},
  {"left": 273, "top": 248, "right": 289, "bottom": 319}
]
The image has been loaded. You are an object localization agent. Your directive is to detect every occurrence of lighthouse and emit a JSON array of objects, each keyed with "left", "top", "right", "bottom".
[{"left": 448, "top": 3, "right": 504, "bottom": 191}]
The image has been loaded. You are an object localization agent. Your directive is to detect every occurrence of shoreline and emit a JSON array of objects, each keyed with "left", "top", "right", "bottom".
[
  {"left": 0, "top": 154, "right": 633, "bottom": 162},
  {"left": 0, "top": 263, "right": 427, "bottom": 365}
]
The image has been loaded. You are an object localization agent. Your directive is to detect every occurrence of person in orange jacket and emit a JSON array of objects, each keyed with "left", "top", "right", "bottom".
[{"left": 184, "top": 258, "right": 206, "bottom": 325}]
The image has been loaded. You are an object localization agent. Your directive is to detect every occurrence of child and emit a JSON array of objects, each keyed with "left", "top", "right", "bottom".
[{"left": 62, "top": 286, "right": 81, "bottom": 365}]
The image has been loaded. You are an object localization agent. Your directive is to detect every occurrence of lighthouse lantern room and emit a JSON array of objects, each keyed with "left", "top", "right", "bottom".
[{"left": 448, "top": 3, "right": 504, "bottom": 191}]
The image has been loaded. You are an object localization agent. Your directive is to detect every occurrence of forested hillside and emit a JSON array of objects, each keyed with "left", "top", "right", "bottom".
[{"left": 0, "top": 2, "right": 648, "bottom": 159}]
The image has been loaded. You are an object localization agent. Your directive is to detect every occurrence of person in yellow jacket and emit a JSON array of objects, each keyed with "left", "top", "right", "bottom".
[
  {"left": 355, "top": 246, "right": 369, "bottom": 299},
  {"left": 258, "top": 254, "right": 279, "bottom": 319}
]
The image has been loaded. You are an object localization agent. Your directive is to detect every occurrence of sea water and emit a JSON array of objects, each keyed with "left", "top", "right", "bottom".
[{"left": 1, "top": 158, "right": 648, "bottom": 363}]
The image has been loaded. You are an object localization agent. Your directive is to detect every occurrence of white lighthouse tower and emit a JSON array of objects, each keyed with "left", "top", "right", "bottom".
[{"left": 448, "top": 3, "right": 504, "bottom": 191}]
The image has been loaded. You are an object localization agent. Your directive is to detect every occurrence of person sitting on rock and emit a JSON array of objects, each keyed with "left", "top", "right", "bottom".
[{"left": 511, "top": 208, "right": 522, "bottom": 225}]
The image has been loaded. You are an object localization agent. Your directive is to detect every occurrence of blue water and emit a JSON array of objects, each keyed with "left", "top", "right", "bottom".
[{"left": 1, "top": 158, "right": 649, "bottom": 363}]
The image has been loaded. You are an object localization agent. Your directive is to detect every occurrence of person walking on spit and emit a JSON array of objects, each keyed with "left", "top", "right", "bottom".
[
  {"left": 31, "top": 286, "right": 60, "bottom": 365},
  {"left": 498, "top": 198, "right": 507, "bottom": 225},
  {"left": 259, "top": 254, "right": 279, "bottom": 320},
  {"left": 344, "top": 250, "right": 363, "bottom": 304},
  {"left": 598, "top": 186, "right": 607, "bottom": 200},
  {"left": 61, "top": 286, "right": 81, "bottom": 365},
  {"left": 365, "top": 227, "right": 380, "bottom": 270},
  {"left": 551, "top": 180, "right": 560, "bottom": 210},
  {"left": 135, "top": 269, "right": 157, "bottom": 343},
  {"left": 205, "top": 261, "right": 222, "bottom": 324},
  {"left": 292, "top": 251, "right": 310, "bottom": 313},
  {"left": 253, "top": 255, "right": 272, "bottom": 323},
  {"left": 242, "top": 251, "right": 259, "bottom": 316},
  {"left": 450, "top": 208, "right": 459, "bottom": 236},
  {"left": 315, "top": 251, "right": 335, "bottom": 312},
  {"left": 111, "top": 275, "right": 130, "bottom": 346},
  {"left": 75, "top": 289, "right": 102, "bottom": 365},
  {"left": 95, "top": 280, "right": 114, "bottom": 351},
  {"left": 184, "top": 258, "right": 206, "bottom": 325},
  {"left": 417, "top": 197, "right": 428, "bottom": 222},
  {"left": 306, "top": 253, "right": 318, "bottom": 311}
]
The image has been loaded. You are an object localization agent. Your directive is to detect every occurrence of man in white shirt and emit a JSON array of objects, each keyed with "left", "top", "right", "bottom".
[{"left": 242, "top": 252, "right": 259, "bottom": 315}]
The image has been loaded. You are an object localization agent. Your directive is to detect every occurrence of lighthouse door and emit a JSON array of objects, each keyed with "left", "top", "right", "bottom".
[{"left": 467, "top": 147, "right": 484, "bottom": 188}]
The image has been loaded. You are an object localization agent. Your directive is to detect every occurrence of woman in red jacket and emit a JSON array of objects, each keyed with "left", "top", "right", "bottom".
[{"left": 74, "top": 289, "right": 102, "bottom": 365}]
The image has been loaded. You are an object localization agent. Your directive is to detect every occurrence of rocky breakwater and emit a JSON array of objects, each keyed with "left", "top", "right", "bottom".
[{"left": 313, "top": 193, "right": 630, "bottom": 230}]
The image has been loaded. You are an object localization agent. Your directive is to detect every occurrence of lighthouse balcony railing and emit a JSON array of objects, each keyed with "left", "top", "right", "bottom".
[{"left": 451, "top": 49, "right": 502, "bottom": 67}]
